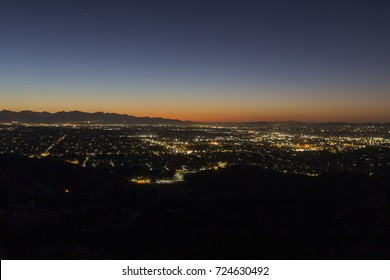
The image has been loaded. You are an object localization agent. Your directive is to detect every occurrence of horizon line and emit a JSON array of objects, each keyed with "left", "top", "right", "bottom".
[{"left": 1, "top": 109, "right": 390, "bottom": 124}]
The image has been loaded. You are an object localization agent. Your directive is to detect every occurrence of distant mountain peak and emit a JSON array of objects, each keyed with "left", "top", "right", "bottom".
[{"left": 0, "top": 109, "right": 190, "bottom": 125}]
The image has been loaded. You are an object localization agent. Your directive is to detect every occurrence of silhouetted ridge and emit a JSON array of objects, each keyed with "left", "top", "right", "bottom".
[{"left": 0, "top": 110, "right": 190, "bottom": 124}]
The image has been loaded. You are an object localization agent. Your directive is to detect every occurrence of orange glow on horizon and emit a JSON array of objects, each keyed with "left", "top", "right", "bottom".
[
  {"left": 2, "top": 87, "right": 390, "bottom": 122},
  {"left": 2, "top": 106, "right": 389, "bottom": 123}
]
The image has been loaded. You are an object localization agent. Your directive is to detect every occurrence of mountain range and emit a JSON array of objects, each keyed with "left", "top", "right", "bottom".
[
  {"left": 1, "top": 110, "right": 388, "bottom": 125},
  {"left": 0, "top": 110, "right": 190, "bottom": 125}
]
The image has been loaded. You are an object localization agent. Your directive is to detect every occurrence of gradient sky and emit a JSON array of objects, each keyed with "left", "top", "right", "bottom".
[{"left": 1, "top": 0, "right": 390, "bottom": 122}]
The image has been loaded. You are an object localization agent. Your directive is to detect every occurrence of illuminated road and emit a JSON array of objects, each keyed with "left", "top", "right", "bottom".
[{"left": 41, "top": 135, "right": 67, "bottom": 157}]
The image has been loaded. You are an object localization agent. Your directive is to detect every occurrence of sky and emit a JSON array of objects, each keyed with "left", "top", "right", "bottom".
[{"left": 1, "top": 0, "right": 390, "bottom": 122}]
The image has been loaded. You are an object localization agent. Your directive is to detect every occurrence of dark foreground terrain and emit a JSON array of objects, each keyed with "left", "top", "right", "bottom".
[{"left": 1, "top": 154, "right": 390, "bottom": 259}]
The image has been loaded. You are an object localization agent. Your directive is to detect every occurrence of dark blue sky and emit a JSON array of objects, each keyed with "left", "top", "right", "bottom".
[{"left": 1, "top": 0, "right": 390, "bottom": 121}]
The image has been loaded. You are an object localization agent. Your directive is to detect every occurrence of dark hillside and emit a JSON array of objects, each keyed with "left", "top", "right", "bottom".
[{"left": 1, "top": 155, "right": 390, "bottom": 259}]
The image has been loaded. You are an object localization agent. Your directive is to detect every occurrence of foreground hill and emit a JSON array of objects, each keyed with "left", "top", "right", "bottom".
[
  {"left": 0, "top": 110, "right": 189, "bottom": 125},
  {"left": 1, "top": 154, "right": 390, "bottom": 259}
]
